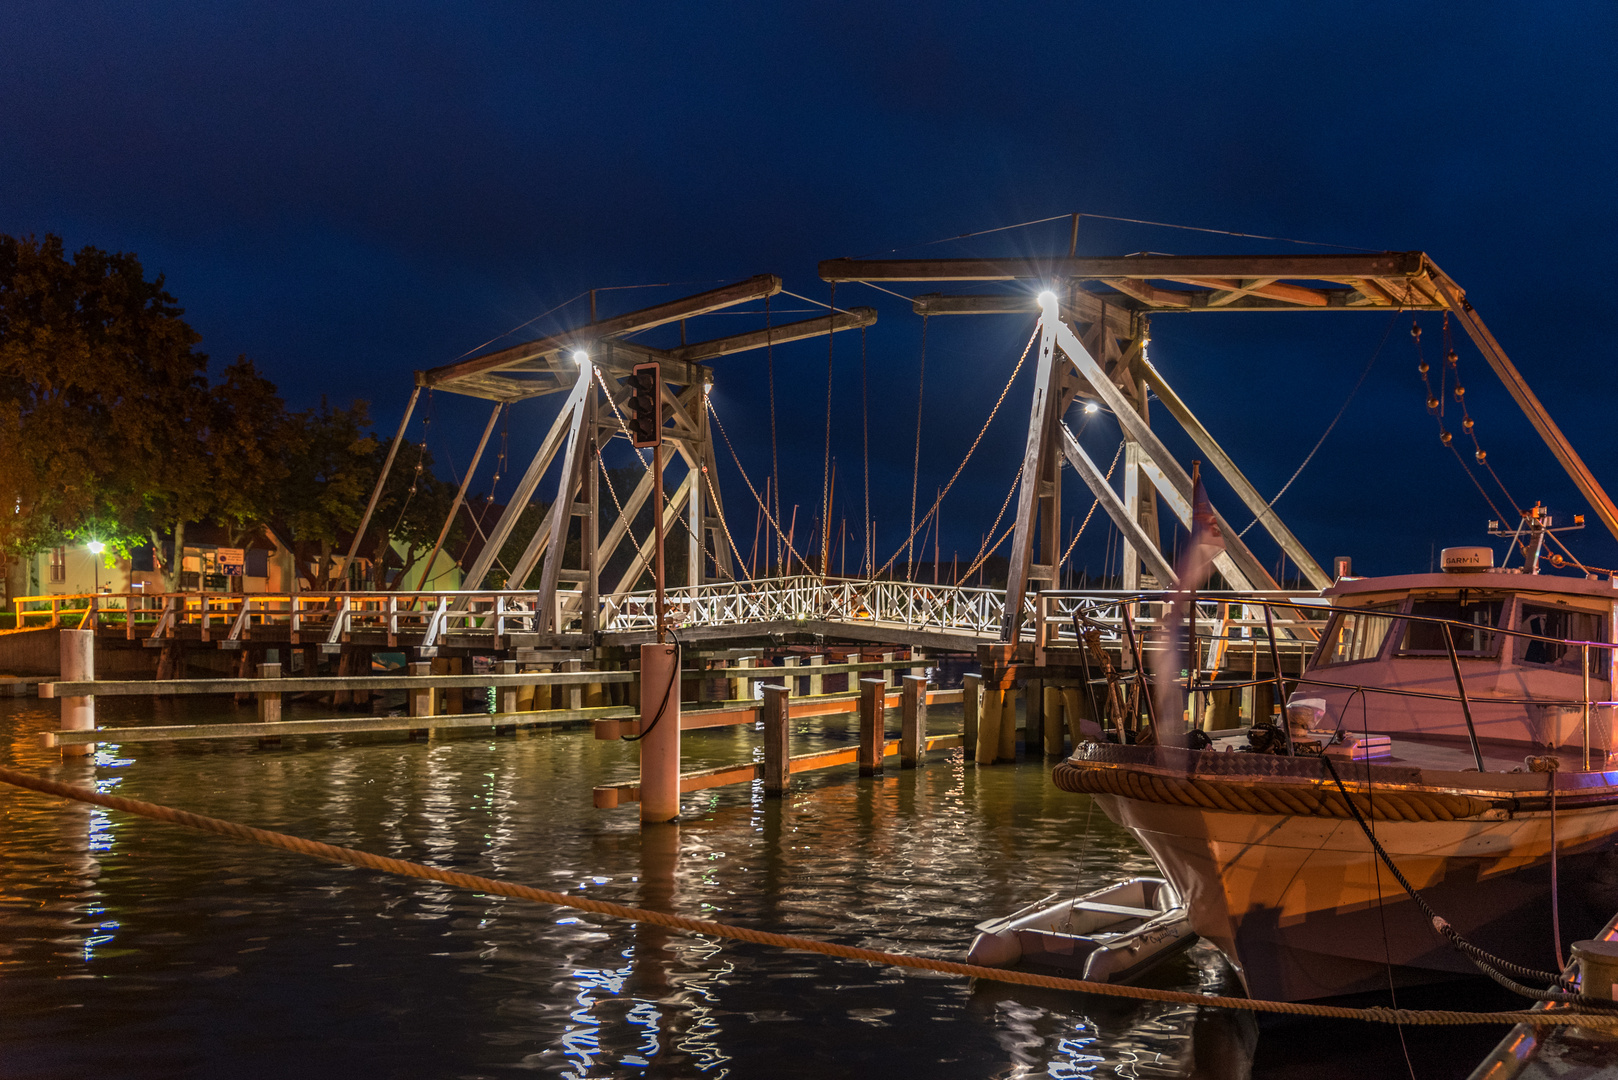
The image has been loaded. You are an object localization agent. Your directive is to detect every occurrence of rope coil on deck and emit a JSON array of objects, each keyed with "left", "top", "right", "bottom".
[
  {"left": 1052, "top": 759, "right": 1498, "bottom": 822},
  {"left": 0, "top": 764, "right": 1606, "bottom": 1031}
]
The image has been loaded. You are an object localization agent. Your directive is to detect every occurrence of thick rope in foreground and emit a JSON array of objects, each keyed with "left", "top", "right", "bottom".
[{"left": 1, "top": 765, "right": 1609, "bottom": 1031}]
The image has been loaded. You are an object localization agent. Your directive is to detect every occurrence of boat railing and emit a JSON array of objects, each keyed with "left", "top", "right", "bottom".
[{"left": 1035, "top": 588, "right": 1615, "bottom": 770}]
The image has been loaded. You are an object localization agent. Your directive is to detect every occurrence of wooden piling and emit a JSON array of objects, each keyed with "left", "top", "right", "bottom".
[
  {"left": 58, "top": 629, "right": 94, "bottom": 758},
  {"left": 1026, "top": 678, "right": 1044, "bottom": 753},
  {"left": 496, "top": 660, "right": 519, "bottom": 734},
  {"left": 975, "top": 684, "right": 1001, "bottom": 764},
  {"left": 1043, "top": 685, "right": 1065, "bottom": 755},
  {"left": 562, "top": 657, "right": 584, "bottom": 711},
  {"left": 731, "top": 656, "right": 755, "bottom": 701},
  {"left": 408, "top": 660, "right": 433, "bottom": 739},
  {"left": 1062, "top": 686, "right": 1086, "bottom": 745},
  {"left": 639, "top": 642, "right": 682, "bottom": 823},
  {"left": 808, "top": 654, "right": 825, "bottom": 696},
  {"left": 997, "top": 686, "right": 1017, "bottom": 761},
  {"left": 762, "top": 684, "right": 791, "bottom": 796},
  {"left": 257, "top": 662, "right": 283, "bottom": 748},
  {"left": 901, "top": 674, "right": 927, "bottom": 768},
  {"left": 962, "top": 673, "right": 980, "bottom": 751},
  {"left": 858, "top": 678, "right": 885, "bottom": 776}
]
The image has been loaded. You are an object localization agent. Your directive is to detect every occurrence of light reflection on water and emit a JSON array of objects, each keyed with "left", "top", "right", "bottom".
[{"left": 1, "top": 692, "right": 1254, "bottom": 1079}]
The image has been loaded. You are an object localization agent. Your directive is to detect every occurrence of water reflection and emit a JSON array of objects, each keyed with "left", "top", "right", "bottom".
[{"left": 1, "top": 694, "right": 1265, "bottom": 1079}]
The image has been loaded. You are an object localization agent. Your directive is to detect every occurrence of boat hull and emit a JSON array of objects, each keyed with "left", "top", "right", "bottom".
[
  {"left": 1054, "top": 745, "right": 1618, "bottom": 1001},
  {"left": 1091, "top": 794, "right": 1618, "bottom": 1001}
]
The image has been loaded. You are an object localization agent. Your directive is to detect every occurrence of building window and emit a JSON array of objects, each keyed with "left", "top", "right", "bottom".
[{"left": 49, "top": 546, "right": 67, "bottom": 584}]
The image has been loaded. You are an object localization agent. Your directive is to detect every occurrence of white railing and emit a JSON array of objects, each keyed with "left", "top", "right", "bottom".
[{"left": 602, "top": 575, "right": 1028, "bottom": 637}]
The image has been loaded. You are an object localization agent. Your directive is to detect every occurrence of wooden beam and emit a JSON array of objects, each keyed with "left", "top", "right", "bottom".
[
  {"left": 911, "top": 292, "right": 1138, "bottom": 338},
  {"left": 820, "top": 252, "right": 1427, "bottom": 283},
  {"left": 1135, "top": 357, "right": 1331, "bottom": 589},
  {"left": 669, "top": 307, "right": 877, "bottom": 362},
  {"left": 420, "top": 274, "right": 782, "bottom": 388}
]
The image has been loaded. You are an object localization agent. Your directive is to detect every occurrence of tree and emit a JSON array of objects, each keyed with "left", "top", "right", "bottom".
[
  {"left": 0, "top": 234, "right": 206, "bottom": 564},
  {"left": 279, "top": 398, "right": 377, "bottom": 588}
]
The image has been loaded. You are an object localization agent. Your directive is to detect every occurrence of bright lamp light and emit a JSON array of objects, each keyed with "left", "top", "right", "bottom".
[
  {"left": 572, "top": 350, "right": 588, "bottom": 365},
  {"left": 86, "top": 541, "right": 105, "bottom": 554},
  {"left": 1083, "top": 402, "right": 1100, "bottom": 414},
  {"left": 1036, "top": 290, "right": 1056, "bottom": 306}
]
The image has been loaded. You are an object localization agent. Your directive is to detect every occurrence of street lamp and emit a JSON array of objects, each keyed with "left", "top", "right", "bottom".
[{"left": 86, "top": 541, "right": 104, "bottom": 593}]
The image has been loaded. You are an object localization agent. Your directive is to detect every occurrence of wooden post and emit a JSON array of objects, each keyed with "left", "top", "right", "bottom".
[
  {"left": 640, "top": 642, "right": 682, "bottom": 823},
  {"left": 1043, "top": 685, "right": 1065, "bottom": 756},
  {"left": 496, "top": 660, "right": 518, "bottom": 735},
  {"left": 998, "top": 686, "right": 1018, "bottom": 761},
  {"left": 762, "top": 683, "right": 791, "bottom": 796},
  {"left": 909, "top": 649, "right": 925, "bottom": 680},
  {"left": 563, "top": 657, "right": 583, "bottom": 711},
  {"left": 1062, "top": 686, "right": 1086, "bottom": 745},
  {"left": 977, "top": 685, "right": 1003, "bottom": 764},
  {"left": 962, "top": 673, "right": 981, "bottom": 751},
  {"left": 881, "top": 651, "right": 896, "bottom": 687},
  {"left": 1026, "top": 678, "right": 1044, "bottom": 754},
  {"left": 446, "top": 655, "right": 464, "bottom": 715},
  {"left": 731, "top": 655, "right": 755, "bottom": 701},
  {"left": 858, "top": 678, "right": 885, "bottom": 775},
  {"left": 808, "top": 654, "right": 825, "bottom": 696},
  {"left": 408, "top": 660, "right": 433, "bottom": 739},
  {"left": 257, "top": 662, "right": 283, "bottom": 749},
  {"left": 901, "top": 674, "right": 927, "bottom": 768},
  {"left": 782, "top": 655, "right": 800, "bottom": 696},
  {"left": 58, "top": 628, "right": 95, "bottom": 758}
]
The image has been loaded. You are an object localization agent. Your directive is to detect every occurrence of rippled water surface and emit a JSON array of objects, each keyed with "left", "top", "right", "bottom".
[{"left": 0, "top": 693, "right": 1512, "bottom": 1078}]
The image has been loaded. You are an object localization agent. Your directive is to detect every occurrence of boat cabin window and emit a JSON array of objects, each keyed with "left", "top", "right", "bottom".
[
  {"left": 1518, "top": 604, "right": 1608, "bottom": 675},
  {"left": 1398, "top": 595, "right": 1504, "bottom": 657},
  {"left": 1316, "top": 603, "right": 1398, "bottom": 666}
]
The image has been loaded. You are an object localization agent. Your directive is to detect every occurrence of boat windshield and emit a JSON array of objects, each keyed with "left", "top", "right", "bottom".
[
  {"left": 1316, "top": 603, "right": 1399, "bottom": 666},
  {"left": 1519, "top": 604, "right": 1608, "bottom": 675},
  {"left": 1399, "top": 595, "right": 1504, "bottom": 656}
]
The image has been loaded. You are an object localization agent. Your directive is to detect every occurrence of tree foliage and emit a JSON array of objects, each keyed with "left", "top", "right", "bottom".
[{"left": 1, "top": 232, "right": 449, "bottom": 592}]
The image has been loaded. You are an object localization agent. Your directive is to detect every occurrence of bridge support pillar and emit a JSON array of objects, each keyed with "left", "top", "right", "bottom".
[
  {"left": 640, "top": 642, "right": 682, "bottom": 823},
  {"left": 998, "top": 686, "right": 1018, "bottom": 760}
]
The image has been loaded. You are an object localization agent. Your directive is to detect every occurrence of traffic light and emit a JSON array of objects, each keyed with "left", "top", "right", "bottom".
[{"left": 629, "top": 362, "right": 661, "bottom": 447}]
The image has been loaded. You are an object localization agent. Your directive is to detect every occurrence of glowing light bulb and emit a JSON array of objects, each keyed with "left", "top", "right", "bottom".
[
  {"left": 1037, "top": 290, "right": 1056, "bottom": 306},
  {"left": 572, "top": 350, "right": 588, "bottom": 365},
  {"left": 1083, "top": 402, "right": 1100, "bottom": 415},
  {"left": 86, "top": 541, "right": 104, "bottom": 554}
]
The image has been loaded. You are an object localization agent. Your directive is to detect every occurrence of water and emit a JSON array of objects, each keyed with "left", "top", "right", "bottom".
[{"left": 0, "top": 694, "right": 1511, "bottom": 1078}]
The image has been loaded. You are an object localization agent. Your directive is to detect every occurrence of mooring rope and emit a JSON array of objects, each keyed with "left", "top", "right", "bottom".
[{"left": 1, "top": 765, "right": 1608, "bottom": 1031}]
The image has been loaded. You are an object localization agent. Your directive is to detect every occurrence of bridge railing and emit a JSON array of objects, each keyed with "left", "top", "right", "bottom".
[
  {"left": 602, "top": 575, "right": 1020, "bottom": 637},
  {"left": 8, "top": 589, "right": 568, "bottom": 645}
]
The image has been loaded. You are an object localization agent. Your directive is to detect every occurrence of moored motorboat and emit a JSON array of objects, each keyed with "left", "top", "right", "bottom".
[
  {"left": 966, "top": 876, "right": 1196, "bottom": 982},
  {"left": 1053, "top": 530, "right": 1618, "bottom": 1002}
]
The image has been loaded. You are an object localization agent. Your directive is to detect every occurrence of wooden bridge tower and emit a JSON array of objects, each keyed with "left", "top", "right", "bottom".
[{"left": 348, "top": 276, "right": 874, "bottom": 638}]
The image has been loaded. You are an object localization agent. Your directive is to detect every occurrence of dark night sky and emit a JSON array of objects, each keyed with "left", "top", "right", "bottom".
[{"left": 5, "top": 2, "right": 1615, "bottom": 579}]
